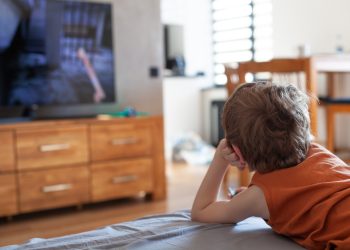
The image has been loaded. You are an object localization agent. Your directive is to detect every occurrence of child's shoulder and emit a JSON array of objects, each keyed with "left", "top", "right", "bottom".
[{"left": 306, "top": 142, "right": 347, "bottom": 167}]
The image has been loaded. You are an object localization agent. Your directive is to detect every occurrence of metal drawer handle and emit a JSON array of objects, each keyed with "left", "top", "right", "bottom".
[
  {"left": 111, "top": 138, "right": 139, "bottom": 145},
  {"left": 40, "top": 143, "right": 71, "bottom": 152},
  {"left": 42, "top": 183, "right": 72, "bottom": 193},
  {"left": 112, "top": 175, "right": 138, "bottom": 184}
]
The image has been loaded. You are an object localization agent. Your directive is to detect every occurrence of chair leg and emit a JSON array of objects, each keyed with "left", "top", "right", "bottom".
[
  {"left": 224, "top": 166, "right": 250, "bottom": 195},
  {"left": 222, "top": 167, "right": 230, "bottom": 198},
  {"left": 239, "top": 168, "right": 250, "bottom": 187},
  {"left": 326, "top": 107, "right": 335, "bottom": 152}
]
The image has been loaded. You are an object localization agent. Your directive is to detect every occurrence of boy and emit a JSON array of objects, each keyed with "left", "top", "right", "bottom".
[{"left": 191, "top": 82, "right": 350, "bottom": 250}]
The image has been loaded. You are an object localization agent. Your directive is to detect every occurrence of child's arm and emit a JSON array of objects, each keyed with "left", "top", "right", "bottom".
[{"left": 191, "top": 139, "right": 269, "bottom": 224}]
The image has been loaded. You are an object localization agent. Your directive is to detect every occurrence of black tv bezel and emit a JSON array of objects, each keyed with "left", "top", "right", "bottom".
[{"left": 0, "top": 0, "right": 118, "bottom": 122}]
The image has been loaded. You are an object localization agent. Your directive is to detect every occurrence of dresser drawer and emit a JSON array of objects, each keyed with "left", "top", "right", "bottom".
[
  {"left": 0, "top": 131, "right": 15, "bottom": 172},
  {"left": 90, "top": 124, "right": 152, "bottom": 161},
  {"left": 18, "top": 166, "right": 90, "bottom": 213},
  {"left": 16, "top": 125, "right": 89, "bottom": 170},
  {"left": 0, "top": 174, "right": 18, "bottom": 216},
  {"left": 91, "top": 158, "right": 154, "bottom": 202}
]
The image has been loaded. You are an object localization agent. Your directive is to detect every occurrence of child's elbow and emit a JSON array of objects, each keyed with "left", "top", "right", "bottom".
[
  {"left": 191, "top": 209, "right": 207, "bottom": 223},
  {"left": 191, "top": 209, "right": 201, "bottom": 222}
]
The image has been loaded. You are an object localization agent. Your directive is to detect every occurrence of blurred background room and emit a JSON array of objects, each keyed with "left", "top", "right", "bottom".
[{"left": 0, "top": 0, "right": 350, "bottom": 246}]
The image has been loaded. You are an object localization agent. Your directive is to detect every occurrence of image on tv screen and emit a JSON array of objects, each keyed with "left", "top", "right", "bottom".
[{"left": 0, "top": 0, "right": 115, "bottom": 107}]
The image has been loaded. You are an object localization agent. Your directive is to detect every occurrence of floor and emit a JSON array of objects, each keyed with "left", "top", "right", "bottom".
[{"left": 0, "top": 162, "right": 222, "bottom": 247}]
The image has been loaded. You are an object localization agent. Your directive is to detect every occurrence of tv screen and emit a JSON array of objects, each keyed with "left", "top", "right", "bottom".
[{"left": 0, "top": 0, "right": 115, "bottom": 113}]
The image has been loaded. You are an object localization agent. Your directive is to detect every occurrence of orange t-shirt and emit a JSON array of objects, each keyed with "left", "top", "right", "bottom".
[{"left": 251, "top": 143, "right": 350, "bottom": 250}]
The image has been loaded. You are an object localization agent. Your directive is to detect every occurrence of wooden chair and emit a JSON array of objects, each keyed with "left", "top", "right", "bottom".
[
  {"left": 320, "top": 73, "right": 350, "bottom": 157},
  {"left": 225, "top": 58, "right": 318, "bottom": 187},
  {"left": 237, "top": 58, "right": 318, "bottom": 136},
  {"left": 224, "top": 64, "right": 240, "bottom": 96},
  {"left": 223, "top": 58, "right": 350, "bottom": 191},
  {"left": 222, "top": 65, "right": 240, "bottom": 195}
]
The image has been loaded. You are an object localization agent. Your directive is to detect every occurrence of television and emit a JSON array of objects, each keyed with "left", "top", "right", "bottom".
[
  {"left": 0, "top": 0, "right": 116, "bottom": 120},
  {"left": 163, "top": 24, "right": 186, "bottom": 76}
]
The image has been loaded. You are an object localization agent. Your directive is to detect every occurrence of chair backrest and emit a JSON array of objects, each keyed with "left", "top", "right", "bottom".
[
  {"left": 224, "top": 64, "right": 239, "bottom": 96},
  {"left": 237, "top": 58, "right": 313, "bottom": 85},
  {"left": 231, "top": 58, "right": 318, "bottom": 186},
  {"left": 237, "top": 58, "right": 318, "bottom": 136}
]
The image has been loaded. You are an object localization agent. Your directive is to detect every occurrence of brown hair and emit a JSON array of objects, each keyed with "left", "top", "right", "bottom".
[{"left": 222, "top": 82, "right": 311, "bottom": 173}]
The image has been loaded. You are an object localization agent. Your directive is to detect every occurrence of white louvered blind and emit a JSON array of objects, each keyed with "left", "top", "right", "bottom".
[{"left": 212, "top": 0, "right": 273, "bottom": 85}]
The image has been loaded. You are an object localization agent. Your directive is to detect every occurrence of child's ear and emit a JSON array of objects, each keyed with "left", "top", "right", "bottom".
[{"left": 232, "top": 145, "right": 246, "bottom": 166}]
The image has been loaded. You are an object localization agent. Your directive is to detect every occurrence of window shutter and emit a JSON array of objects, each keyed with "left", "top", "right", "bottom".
[{"left": 212, "top": 0, "right": 273, "bottom": 85}]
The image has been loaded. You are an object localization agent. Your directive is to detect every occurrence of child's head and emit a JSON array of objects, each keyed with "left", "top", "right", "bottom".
[{"left": 222, "top": 82, "right": 312, "bottom": 173}]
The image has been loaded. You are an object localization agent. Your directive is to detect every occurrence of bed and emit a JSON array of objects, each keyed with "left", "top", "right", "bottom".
[{"left": 2, "top": 210, "right": 304, "bottom": 250}]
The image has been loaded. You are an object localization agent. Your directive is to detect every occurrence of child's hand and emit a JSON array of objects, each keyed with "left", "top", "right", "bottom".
[{"left": 217, "top": 139, "right": 246, "bottom": 170}]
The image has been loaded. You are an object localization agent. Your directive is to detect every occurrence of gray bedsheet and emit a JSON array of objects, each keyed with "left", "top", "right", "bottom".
[{"left": 2, "top": 210, "right": 304, "bottom": 250}]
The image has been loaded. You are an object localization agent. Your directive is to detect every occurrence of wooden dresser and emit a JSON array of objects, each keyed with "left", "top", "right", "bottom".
[{"left": 0, "top": 116, "right": 166, "bottom": 218}]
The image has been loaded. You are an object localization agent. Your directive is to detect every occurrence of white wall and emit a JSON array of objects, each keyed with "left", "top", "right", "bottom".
[
  {"left": 113, "top": 0, "right": 163, "bottom": 115},
  {"left": 161, "top": 0, "right": 213, "bottom": 81},
  {"left": 161, "top": 0, "right": 215, "bottom": 160},
  {"left": 272, "top": 0, "right": 350, "bottom": 148},
  {"left": 163, "top": 77, "right": 214, "bottom": 159},
  {"left": 272, "top": 0, "right": 350, "bottom": 57}
]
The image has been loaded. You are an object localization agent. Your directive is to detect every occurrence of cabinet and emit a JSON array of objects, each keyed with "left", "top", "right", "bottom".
[
  {"left": 90, "top": 123, "right": 152, "bottom": 161},
  {"left": 91, "top": 158, "right": 154, "bottom": 202},
  {"left": 18, "top": 166, "right": 90, "bottom": 213},
  {"left": 16, "top": 125, "right": 89, "bottom": 170},
  {"left": 0, "top": 131, "right": 15, "bottom": 172},
  {"left": 0, "top": 116, "right": 166, "bottom": 217},
  {"left": 0, "top": 131, "right": 17, "bottom": 217},
  {"left": 0, "top": 174, "right": 17, "bottom": 216}
]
